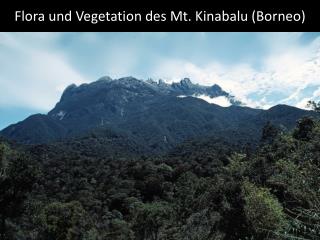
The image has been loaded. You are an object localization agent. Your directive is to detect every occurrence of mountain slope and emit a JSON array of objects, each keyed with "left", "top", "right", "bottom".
[
  {"left": 1, "top": 114, "right": 67, "bottom": 144},
  {"left": 1, "top": 77, "right": 318, "bottom": 153}
]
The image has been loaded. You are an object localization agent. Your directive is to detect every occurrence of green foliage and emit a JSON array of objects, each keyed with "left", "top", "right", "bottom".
[
  {"left": 105, "top": 218, "right": 134, "bottom": 240},
  {"left": 225, "top": 153, "right": 247, "bottom": 179},
  {"left": 132, "top": 201, "right": 173, "bottom": 240},
  {"left": 1, "top": 117, "right": 320, "bottom": 239},
  {"left": 307, "top": 100, "right": 320, "bottom": 112},
  {"left": 0, "top": 142, "right": 10, "bottom": 170},
  {"left": 242, "top": 181, "right": 287, "bottom": 237},
  {"left": 293, "top": 117, "right": 315, "bottom": 141},
  {"left": 37, "top": 201, "right": 96, "bottom": 240},
  {"left": 0, "top": 143, "right": 41, "bottom": 239},
  {"left": 261, "top": 121, "right": 280, "bottom": 144}
]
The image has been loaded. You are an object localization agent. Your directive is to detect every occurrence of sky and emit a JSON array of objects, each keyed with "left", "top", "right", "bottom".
[{"left": 0, "top": 32, "right": 320, "bottom": 130}]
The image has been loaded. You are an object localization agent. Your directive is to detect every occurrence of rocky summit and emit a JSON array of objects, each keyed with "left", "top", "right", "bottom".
[{"left": 0, "top": 76, "right": 317, "bottom": 153}]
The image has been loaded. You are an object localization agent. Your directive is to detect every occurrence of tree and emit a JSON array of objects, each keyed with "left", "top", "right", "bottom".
[
  {"left": 132, "top": 201, "right": 173, "bottom": 240},
  {"left": 307, "top": 100, "right": 320, "bottom": 112},
  {"left": 293, "top": 117, "right": 315, "bottom": 141},
  {"left": 242, "top": 180, "right": 287, "bottom": 238},
  {"left": 37, "top": 201, "right": 96, "bottom": 240},
  {"left": 0, "top": 148, "right": 40, "bottom": 239},
  {"left": 0, "top": 143, "right": 10, "bottom": 176},
  {"left": 106, "top": 218, "right": 134, "bottom": 240},
  {"left": 226, "top": 153, "right": 247, "bottom": 180},
  {"left": 261, "top": 121, "right": 280, "bottom": 144},
  {"left": 174, "top": 172, "right": 199, "bottom": 221}
]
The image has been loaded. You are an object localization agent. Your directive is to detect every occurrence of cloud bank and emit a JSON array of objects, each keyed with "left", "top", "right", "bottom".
[
  {"left": 150, "top": 34, "right": 320, "bottom": 109},
  {"left": 0, "top": 32, "right": 319, "bottom": 129},
  {"left": 0, "top": 33, "right": 86, "bottom": 111}
]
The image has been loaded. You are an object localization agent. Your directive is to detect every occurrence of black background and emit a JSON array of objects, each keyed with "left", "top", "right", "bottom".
[{"left": 0, "top": 2, "right": 319, "bottom": 32}]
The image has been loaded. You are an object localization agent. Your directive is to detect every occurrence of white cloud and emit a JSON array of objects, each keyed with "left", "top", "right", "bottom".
[
  {"left": 296, "top": 98, "right": 312, "bottom": 110},
  {"left": 1, "top": 32, "right": 320, "bottom": 113},
  {"left": 258, "top": 32, "right": 303, "bottom": 54},
  {"left": 313, "top": 87, "right": 320, "bottom": 98},
  {"left": 195, "top": 95, "right": 231, "bottom": 107},
  {"left": 150, "top": 35, "right": 320, "bottom": 109},
  {"left": 0, "top": 33, "right": 86, "bottom": 111}
]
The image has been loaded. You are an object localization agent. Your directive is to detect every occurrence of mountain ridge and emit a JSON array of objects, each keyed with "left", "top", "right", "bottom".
[{"left": 0, "top": 76, "right": 318, "bottom": 153}]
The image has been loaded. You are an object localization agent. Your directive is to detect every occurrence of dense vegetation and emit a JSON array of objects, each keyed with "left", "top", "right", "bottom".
[{"left": 1, "top": 115, "right": 320, "bottom": 239}]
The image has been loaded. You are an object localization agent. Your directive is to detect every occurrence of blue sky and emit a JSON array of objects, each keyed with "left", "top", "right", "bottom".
[{"left": 0, "top": 32, "right": 320, "bottom": 130}]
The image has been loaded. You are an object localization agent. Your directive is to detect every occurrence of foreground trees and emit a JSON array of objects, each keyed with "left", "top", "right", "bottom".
[
  {"left": 0, "top": 116, "right": 320, "bottom": 239},
  {"left": 37, "top": 201, "right": 97, "bottom": 240},
  {"left": 242, "top": 181, "right": 287, "bottom": 237},
  {"left": 0, "top": 143, "right": 40, "bottom": 239}
]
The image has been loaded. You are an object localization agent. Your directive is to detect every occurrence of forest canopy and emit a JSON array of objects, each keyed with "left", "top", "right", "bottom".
[{"left": 0, "top": 115, "right": 320, "bottom": 239}]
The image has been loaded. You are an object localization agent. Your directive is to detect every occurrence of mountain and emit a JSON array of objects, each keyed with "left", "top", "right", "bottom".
[
  {"left": 27, "top": 127, "right": 148, "bottom": 161},
  {"left": 146, "top": 77, "right": 241, "bottom": 105},
  {"left": 0, "top": 77, "right": 317, "bottom": 153}
]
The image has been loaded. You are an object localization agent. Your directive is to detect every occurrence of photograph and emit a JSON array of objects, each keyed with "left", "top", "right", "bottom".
[{"left": 1, "top": 32, "right": 320, "bottom": 239}]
